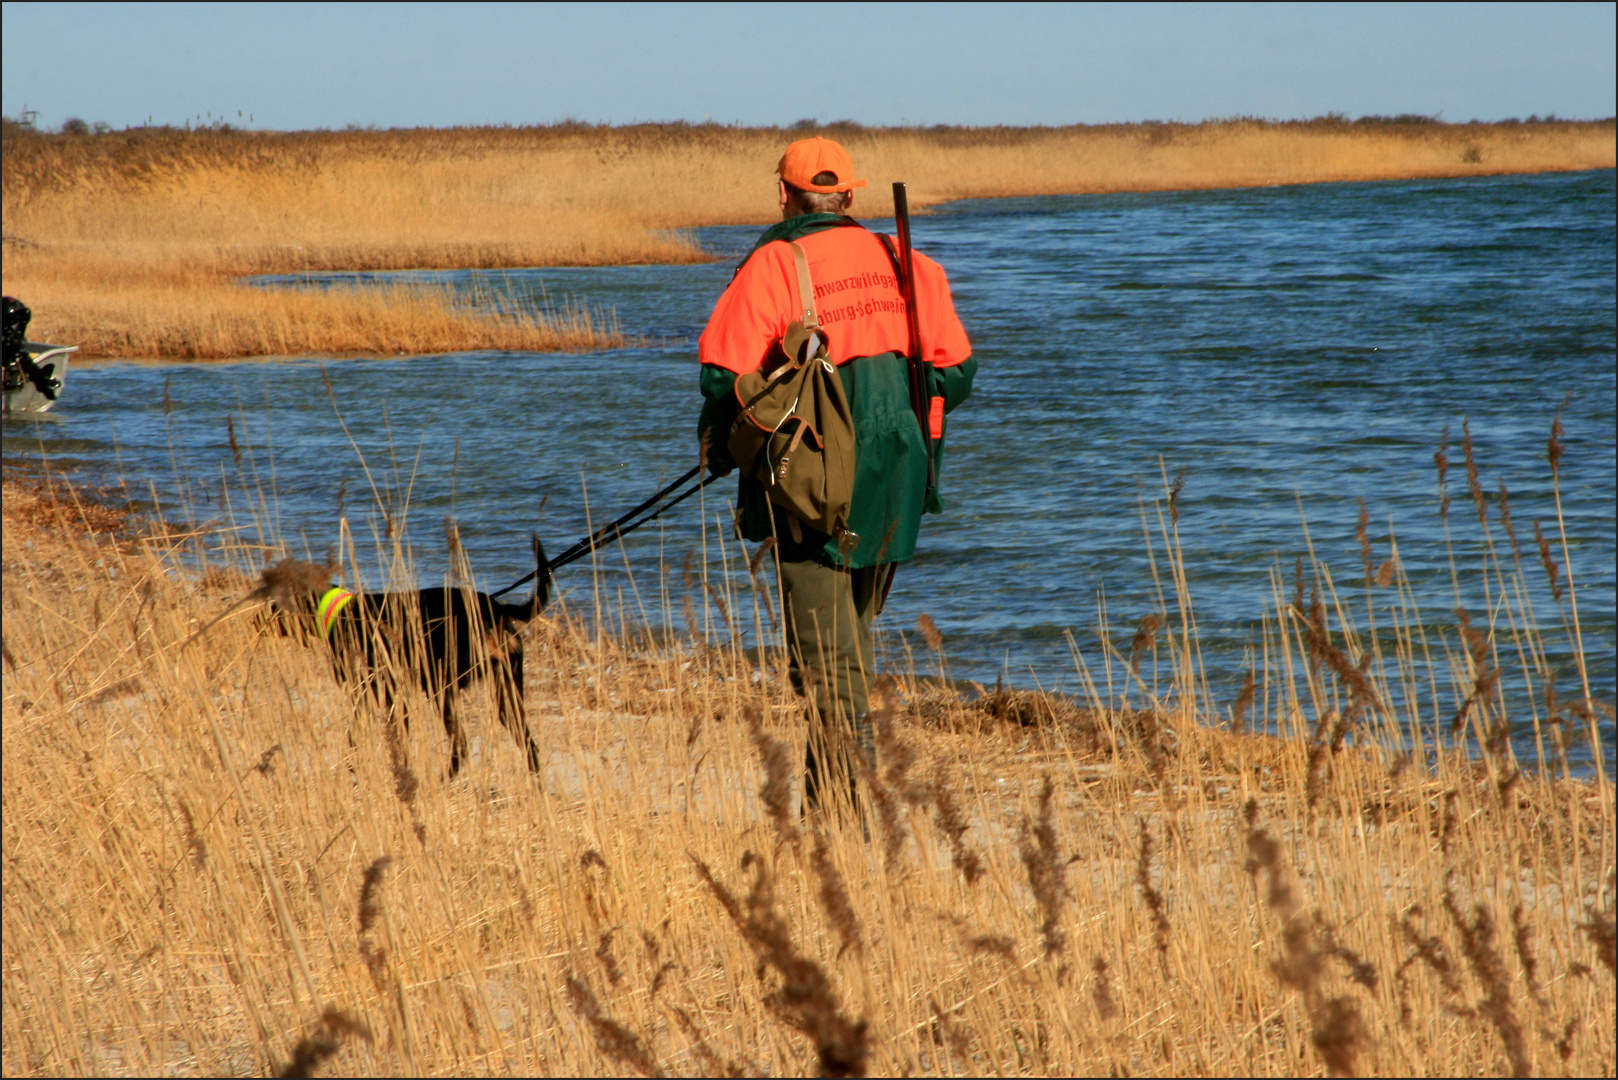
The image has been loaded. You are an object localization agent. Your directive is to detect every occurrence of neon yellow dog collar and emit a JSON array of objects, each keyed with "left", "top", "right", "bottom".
[{"left": 316, "top": 586, "right": 356, "bottom": 640}]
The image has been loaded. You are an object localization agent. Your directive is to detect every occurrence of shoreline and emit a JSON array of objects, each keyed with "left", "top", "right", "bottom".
[
  {"left": 4, "top": 118, "right": 1612, "bottom": 360},
  {"left": 26, "top": 161, "right": 1618, "bottom": 367}
]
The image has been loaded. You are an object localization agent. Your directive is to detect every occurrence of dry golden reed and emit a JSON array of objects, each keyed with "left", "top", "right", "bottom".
[
  {"left": 4, "top": 118, "right": 1612, "bottom": 358},
  {"left": 1, "top": 415, "right": 1613, "bottom": 1077}
]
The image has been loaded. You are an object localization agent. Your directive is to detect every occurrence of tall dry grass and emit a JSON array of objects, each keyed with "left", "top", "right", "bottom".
[
  {"left": 2, "top": 414, "right": 1612, "bottom": 1076},
  {"left": 2, "top": 266, "right": 619, "bottom": 359},
  {"left": 3, "top": 118, "right": 1613, "bottom": 357}
]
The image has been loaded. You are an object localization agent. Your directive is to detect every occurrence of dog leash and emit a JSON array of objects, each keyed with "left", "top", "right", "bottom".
[{"left": 489, "top": 466, "right": 722, "bottom": 599}]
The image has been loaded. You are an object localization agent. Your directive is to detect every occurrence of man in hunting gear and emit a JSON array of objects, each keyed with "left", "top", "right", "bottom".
[{"left": 697, "top": 136, "right": 975, "bottom": 817}]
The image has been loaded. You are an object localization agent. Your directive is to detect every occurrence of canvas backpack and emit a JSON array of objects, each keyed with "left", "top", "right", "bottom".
[{"left": 726, "top": 242, "right": 857, "bottom": 545}]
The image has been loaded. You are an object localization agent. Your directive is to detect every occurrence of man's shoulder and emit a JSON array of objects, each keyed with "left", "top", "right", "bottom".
[
  {"left": 739, "top": 215, "right": 863, "bottom": 262},
  {"left": 797, "top": 221, "right": 888, "bottom": 255}
]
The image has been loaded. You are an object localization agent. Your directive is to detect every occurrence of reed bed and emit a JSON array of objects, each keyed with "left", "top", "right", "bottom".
[
  {"left": 1, "top": 413, "right": 1612, "bottom": 1076},
  {"left": 4, "top": 268, "right": 620, "bottom": 359},
  {"left": 3, "top": 118, "right": 1613, "bottom": 358}
]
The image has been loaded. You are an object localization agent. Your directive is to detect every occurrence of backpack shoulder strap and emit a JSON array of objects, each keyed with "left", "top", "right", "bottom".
[{"left": 787, "top": 241, "right": 820, "bottom": 331}]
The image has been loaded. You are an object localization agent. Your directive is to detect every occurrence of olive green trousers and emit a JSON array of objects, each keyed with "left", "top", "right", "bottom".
[{"left": 776, "top": 557, "right": 893, "bottom": 815}]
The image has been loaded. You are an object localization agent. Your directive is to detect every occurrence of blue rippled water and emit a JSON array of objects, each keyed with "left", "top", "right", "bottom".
[{"left": 6, "top": 169, "right": 1613, "bottom": 772}]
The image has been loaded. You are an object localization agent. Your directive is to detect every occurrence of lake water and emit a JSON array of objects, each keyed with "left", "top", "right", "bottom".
[{"left": 6, "top": 169, "right": 1614, "bottom": 773}]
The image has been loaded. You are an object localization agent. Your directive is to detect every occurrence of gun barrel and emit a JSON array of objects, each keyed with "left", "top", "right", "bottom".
[{"left": 891, "top": 182, "right": 937, "bottom": 490}]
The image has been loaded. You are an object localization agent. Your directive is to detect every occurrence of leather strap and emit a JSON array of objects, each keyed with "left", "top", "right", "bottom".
[
  {"left": 788, "top": 241, "right": 820, "bottom": 330},
  {"left": 785, "top": 420, "right": 809, "bottom": 455}
]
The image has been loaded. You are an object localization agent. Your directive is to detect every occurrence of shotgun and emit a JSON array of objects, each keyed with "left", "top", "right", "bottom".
[{"left": 891, "top": 182, "right": 938, "bottom": 493}]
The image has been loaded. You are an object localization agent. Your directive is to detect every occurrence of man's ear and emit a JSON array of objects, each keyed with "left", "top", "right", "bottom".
[{"left": 777, "top": 179, "right": 790, "bottom": 216}]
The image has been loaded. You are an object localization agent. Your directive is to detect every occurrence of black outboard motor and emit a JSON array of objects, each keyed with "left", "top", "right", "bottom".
[{"left": 2, "top": 296, "right": 61, "bottom": 400}]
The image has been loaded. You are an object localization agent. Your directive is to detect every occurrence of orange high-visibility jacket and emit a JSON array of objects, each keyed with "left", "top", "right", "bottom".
[
  {"left": 699, "top": 223, "right": 972, "bottom": 379},
  {"left": 698, "top": 215, "right": 976, "bottom": 567}
]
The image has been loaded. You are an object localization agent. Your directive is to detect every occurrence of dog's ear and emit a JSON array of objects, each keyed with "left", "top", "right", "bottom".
[
  {"left": 259, "top": 557, "right": 334, "bottom": 608},
  {"left": 184, "top": 559, "right": 322, "bottom": 650}
]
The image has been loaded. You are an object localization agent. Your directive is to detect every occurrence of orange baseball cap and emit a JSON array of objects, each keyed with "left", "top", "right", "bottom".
[{"left": 776, "top": 136, "right": 868, "bottom": 193}]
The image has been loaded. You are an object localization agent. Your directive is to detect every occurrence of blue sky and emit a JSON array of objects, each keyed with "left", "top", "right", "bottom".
[{"left": 3, "top": 2, "right": 1614, "bottom": 132}]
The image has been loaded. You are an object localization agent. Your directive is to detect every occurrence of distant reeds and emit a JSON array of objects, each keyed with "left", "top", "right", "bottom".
[
  {"left": 2, "top": 118, "right": 1612, "bottom": 358},
  {"left": 1, "top": 267, "right": 619, "bottom": 359}
]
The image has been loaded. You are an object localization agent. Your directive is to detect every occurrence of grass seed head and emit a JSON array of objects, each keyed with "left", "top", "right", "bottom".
[
  {"left": 1130, "top": 613, "right": 1162, "bottom": 675},
  {"left": 747, "top": 535, "right": 776, "bottom": 578},
  {"left": 1533, "top": 520, "right": 1563, "bottom": 602},
  {"left": 1581, "top": 891, "right": 1617, "bottom": 976},
  {"left": 810, "top": 830, "right": 863, "bottom": 958},
  {"left": 1090, "top": 955, "right": 1119, "bottom": 1020},
  {"left": 276, "top": 1006, "right": 373, "bottom": 1079},
  {"left": 1244, "top": 808, "right": 1294, "bottom": 915},
  {"left": 746, "top": 705, "right": 800, "bottom": 849},
  {"left": 1355, "top": 497, "right": 1373, "bottom": 581},
  {"left": 176, "top": 798, "right": 207, "bottom": 870},
  {"left": 928, "top": 996, "right": 974, "bottom": 1063},
  {"left": 1135, "top": 817, "right": 1172, "bottom": 978},
  {"left": 1443, "top": 892, "right": 1530, "bottom": 1078},
  {"left": 1435, "top": 424, "right": 1452, "bottom": 519},
  {"left": 1555, "top": 1018, "right": 1580, "bottom": 1063},
  {"left": 358, "top": 856, "right": 393, "bottom": 983},
  {"left": 670, "top": 1006, "right": 751, "bottom": 1078},
  {"left": 869, "top": 686, "right": 913, "bottom": 866},
  {"left": 566, "top": 974, "right": 665, "bottom": 1078},
  {"left": 967, "top": 934, "right": 1018, "bottom": 963},
  {"left": 1310, "top": 996, "right": 1368, "bottom": 1078},
  {"left": 931, "top": 765, "right": 985, "bottom": 885},
  {"left": 595, "top": 929, "right": 625, "bottom": 985},
  {"left": 695, "top": 852, "right": 868, "bottom": 1077},
  {"left": 1548, "top": 403, "right": 1565, "bottom": 479},
  {"left": 1020, "top": 777, "right": 1068, "bottom": 964},
  {"left": 917, "top": 613, "right": 943, "bottom": 652},
  {"left": 1496, "top": 481, "right": 1522, "bottom": 562},
  {"left": 1509, "top": 904, "right": 1546, "bottom": 1005},
  {"left": 1230, "top": 669, "right": 1257, "bottom": 733},
  {"left": 1462, "top": 419, "right": 1487, "bottom": 527}
]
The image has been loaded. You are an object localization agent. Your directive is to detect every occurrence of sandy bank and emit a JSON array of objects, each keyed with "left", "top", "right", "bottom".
[{"left": 3, "top": 467, "right": 1614, "bottom": 1075}]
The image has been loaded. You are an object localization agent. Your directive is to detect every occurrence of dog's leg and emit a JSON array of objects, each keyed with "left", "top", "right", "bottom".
[
  {"left": 381, "top": 669, "right": 414, "bottom": 764},
  {"left": 497, "top": 647, "right": 542, "bottom": 774},
  {"left": 441, "top": 686, "right": 467, "bottom": 778}
]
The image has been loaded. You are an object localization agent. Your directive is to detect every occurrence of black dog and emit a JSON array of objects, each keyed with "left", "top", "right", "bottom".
[{"left": 256, "top": 540, "right": 551, "bottom": 778}]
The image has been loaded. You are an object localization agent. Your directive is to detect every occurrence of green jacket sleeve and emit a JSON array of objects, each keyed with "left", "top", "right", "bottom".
[
  {"left": 938, "top": 356, "right": 977, "bottom": 413},
  {"left": 697, "top": 364, "right": 740, "bottom": 475}
]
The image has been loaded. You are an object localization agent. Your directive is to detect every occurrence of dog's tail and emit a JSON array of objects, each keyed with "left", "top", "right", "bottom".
[{"left": 499, "top": 534, "right": 551, "bottom": 623}]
